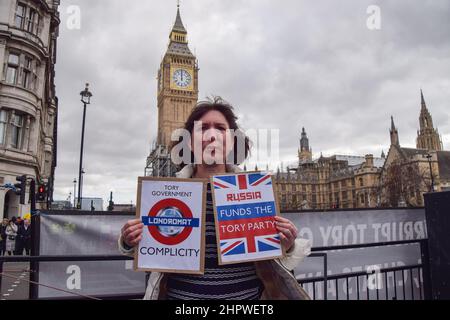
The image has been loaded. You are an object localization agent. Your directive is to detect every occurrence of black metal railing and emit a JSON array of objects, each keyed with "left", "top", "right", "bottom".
[{"left": 297, "top": 239, "right": 431, "bottom": 300}]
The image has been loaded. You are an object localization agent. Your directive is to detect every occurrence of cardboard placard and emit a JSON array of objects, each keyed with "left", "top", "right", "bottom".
[
  {"left": 134, "top": 177, "right": 207, "bottom": 274},
  {"left": 210, "top": 172, "right": 284, "bottom": 265}
]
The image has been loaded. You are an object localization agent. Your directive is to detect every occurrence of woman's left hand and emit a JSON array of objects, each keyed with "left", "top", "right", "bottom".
[{"left": 274, "top": 216, "right": 298, "bottom": 252}]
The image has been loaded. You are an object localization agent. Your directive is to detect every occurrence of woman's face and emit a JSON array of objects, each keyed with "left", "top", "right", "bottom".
[{"left": 191, "top": 110, "right": 233, "bottom": 165}]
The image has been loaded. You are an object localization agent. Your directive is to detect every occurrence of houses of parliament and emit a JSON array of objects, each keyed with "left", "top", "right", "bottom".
[
  {"left": 146, "top": 4, "right": 450, "bottom": 210},
  {"left": 275, "top": 91, "right": 449, "bottom": 210}
]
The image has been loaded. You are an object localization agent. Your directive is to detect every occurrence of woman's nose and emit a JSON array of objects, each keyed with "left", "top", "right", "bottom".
[{"left": 204, "top": 128, "right": 219, "bottom": 142}]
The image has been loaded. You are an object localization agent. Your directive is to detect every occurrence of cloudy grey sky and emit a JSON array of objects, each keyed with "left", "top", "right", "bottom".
[{"left": 53, "top": 0, "right": 450, "bottom": 206}]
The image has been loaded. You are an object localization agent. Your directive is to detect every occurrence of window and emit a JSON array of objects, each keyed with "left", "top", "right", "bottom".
[
  {"left": 5, "top": 52, "right": 38, "bottom": 90},
  {"left": 14, "top": 3, "right": 41, "bottom": 35},
  {"left": 10, "top": 113, "right": 24, "bottom": 149},
  {"left": 0, "top": 110, "right": 8, "bottom": 145},
  {"left": 15, "top": 3, "right": 26, "bottom": 28},
  {"left": 359, "top": 178, "right": 364, "bottom": 187},
  {"left": 32, "top": 60, "right": 40, "bottom": 91},
  {"left": 35, "top": 15, "right": 42, "bottom": 35},
  {"left": 23, "top": 56, "right": 32, "bottom": 89},
  {"left": 343, "top": 191, "right": 348, "bottom": 200},
  {"left": 6, "top": 53, "right": 20, "bottom": 84},
  {"left": 27, "top": 7, "right": 37, "bottom": 33}
]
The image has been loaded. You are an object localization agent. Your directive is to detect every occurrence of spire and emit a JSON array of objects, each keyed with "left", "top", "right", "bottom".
[
  {"left": 172, "top": 1, "right": 187, "bottom": 34},
  {"left": 300, "top": 127, "right": 310, "bottom": 152},
  {"left": 421, "top": 89, "right": 427, "bottom": 111},
  {"left": 166, "top": 1, "right": 193, "bottom": 55},
  {"left": 418, "top": 90, "right": 434, "bottom": 130},
  {"left": 416, "top": 89, "right": 443, "bottom": 151},
  {"left": 390, "top": 115, "right": 396, "bottom": 131},
  {"left": 390, "top": 116, "right": 400, "bottom": 146},
  {"left": 381, "top": 150, "right": 386, "bottom": 159}
]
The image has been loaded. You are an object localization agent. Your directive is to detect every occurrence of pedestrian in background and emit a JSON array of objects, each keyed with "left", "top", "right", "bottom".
[
  {"left": 16, "top": 219, "right": 32, "bottom": 255},
  {"left": 5, "top": 217, "right": 18, "bottom": 256},
  {"left": 0, "top": 218, "right": 8, "bottom": 256}
]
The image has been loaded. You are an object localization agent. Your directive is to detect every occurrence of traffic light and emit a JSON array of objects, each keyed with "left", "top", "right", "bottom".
[
  {"left": 14, "top": 175, "right": 27, "bottom": 205},
  {"left": 37, "top": 184, "right": 47, "bottom": 202}
]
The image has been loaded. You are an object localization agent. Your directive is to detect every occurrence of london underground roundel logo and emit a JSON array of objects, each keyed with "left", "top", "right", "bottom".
[{"left": 143, "top": 198, "right": 199, "bottom": 246}]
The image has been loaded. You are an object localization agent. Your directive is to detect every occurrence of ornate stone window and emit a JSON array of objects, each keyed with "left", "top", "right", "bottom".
[
  {"left": 10, "top": 112, "right": 24, "bottom": 149},
  {"left": 6, "top": 53, "right": 20, "bottom": 84},
  {"left": 15, "top": 3, "right": 26, "bottom": 29},
  {"left": 0, "top": 110, "right": 8, "bottom": 145},
  {"left": 23, "top": 56, "right": 32, "bottom": 89},
  {"left": 4, "top": 51, "right": 39, "bottom": 91},
  {"left": 14, "top": 2, "right": 42, "bottom": 36}
]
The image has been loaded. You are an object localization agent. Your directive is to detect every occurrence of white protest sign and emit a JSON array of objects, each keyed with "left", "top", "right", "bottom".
[
  {"left": 211, "top": 172, "right": 283, "bottom": 265},
  {"left": 134, "top": 177, "right": 207, "bottom": 274}
]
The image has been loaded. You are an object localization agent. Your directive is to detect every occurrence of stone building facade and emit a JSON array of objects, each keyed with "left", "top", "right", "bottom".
[
  {"left": 380, "top": 92, "right": 449, "bottom": 207},
  {"left": 276, "top": 148, "right": 384, "bottom": 211},
  {"left": 0, "top": 0, "right": 60, "bottom": 219}
]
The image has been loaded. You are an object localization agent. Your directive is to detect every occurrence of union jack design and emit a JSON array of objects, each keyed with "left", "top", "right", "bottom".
[
  {"left": 220, "top": 234, "right": 281, "bottom": 256},
  {"left": 213, "top": 173, "right": 272, "bottom": 190}
]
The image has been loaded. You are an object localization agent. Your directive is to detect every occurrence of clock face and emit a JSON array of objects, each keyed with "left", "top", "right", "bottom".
[{"left": 172, "top": 69, "right": 192, "bottom": 88}]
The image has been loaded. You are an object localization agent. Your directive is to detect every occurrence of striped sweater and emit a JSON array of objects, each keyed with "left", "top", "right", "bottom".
[{"left": 166, "top": 183, "right": 264, "bottom": 300}]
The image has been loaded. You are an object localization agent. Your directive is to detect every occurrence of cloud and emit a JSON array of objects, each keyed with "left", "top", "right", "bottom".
[{"left": 53, "top": 0, "right": 450, "bottom": 205}]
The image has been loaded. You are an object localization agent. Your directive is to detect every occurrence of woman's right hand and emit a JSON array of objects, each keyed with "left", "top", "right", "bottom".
[{"left": 121, "top": 219, "right": 144, "bottom": 248}]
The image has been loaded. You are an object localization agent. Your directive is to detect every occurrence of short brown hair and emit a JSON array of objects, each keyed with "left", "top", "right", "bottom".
[{"left": 170, "top": 96, "right": 251, "bottom": 169}]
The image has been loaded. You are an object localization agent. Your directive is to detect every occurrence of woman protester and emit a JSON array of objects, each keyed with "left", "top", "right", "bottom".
[{"left": 119, "top": 97, "right": 311, "bottom": 300}]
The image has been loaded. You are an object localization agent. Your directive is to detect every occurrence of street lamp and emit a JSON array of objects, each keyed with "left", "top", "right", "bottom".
[
  {"left": 77, "top": 83, "right": 93, "bottom": 209},
  {"left": 426, "top": 153, "right": 435, "bottom": 192},
  {"left": 72, "top": 178, "right": 77, "bottom": 208},
  {"left": 80, "top": 169, "right": 85, "bottom": 209}
]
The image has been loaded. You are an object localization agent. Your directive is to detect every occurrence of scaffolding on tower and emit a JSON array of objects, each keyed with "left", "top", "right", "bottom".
[{"left": 144, "top": 142, "right": 177, "bottom": 177}]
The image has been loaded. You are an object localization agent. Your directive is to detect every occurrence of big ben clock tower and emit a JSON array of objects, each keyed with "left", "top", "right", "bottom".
[
  {"left": 146, "top": 3, "right": 199, "bottom": 177},
  {"left": 157, "top": 3, "right": 199, "bottom": 147}
]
